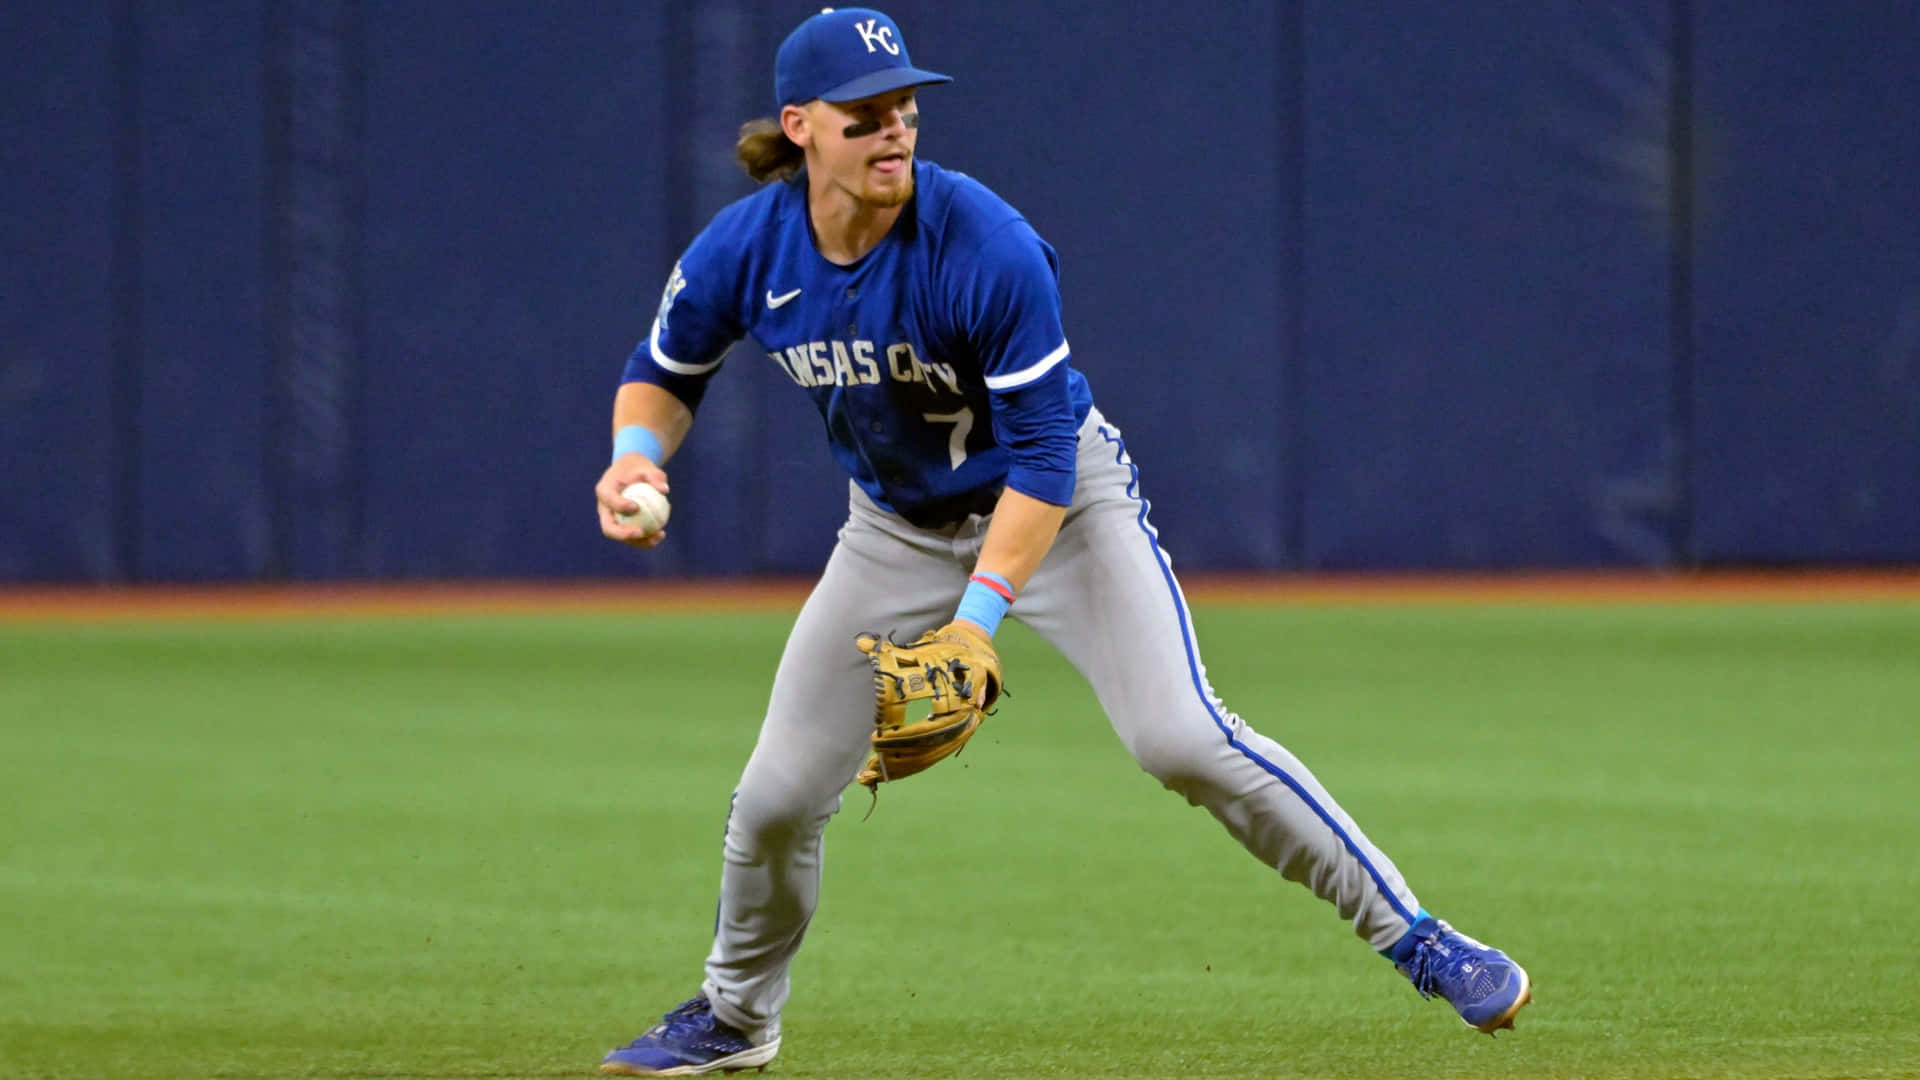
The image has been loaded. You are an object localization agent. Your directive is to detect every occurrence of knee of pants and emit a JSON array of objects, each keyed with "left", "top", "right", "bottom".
[
  {"left": 1120, "top": 710, "right": 1233, "bottom": 788},
  {"left": 726, "top": 781, "right": 838, "bottom": 853}
]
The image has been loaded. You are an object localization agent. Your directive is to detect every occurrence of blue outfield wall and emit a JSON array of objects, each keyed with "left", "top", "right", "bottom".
[
  {"left": 2, "top": 5, "right": 120, "bottom": 581},
  {"left": 1687, "top": 4, "right": 1920, "bottom": 564},
  {"left": 1299, "top": 1, "right": 1682, "bottom": 569},
  {"left": 2, "top": 2, "right": 1915, "bottom": 581}
]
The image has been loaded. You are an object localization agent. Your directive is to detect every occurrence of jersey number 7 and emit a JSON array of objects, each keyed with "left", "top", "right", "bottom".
[{"left": 923, "top": 407, "right": 974, "bottom": 470}]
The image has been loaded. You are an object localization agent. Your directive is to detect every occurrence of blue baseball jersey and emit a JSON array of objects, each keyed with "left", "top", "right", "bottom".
[{"left": 621, "top": 158, "right": 1094, "bottom": 525}]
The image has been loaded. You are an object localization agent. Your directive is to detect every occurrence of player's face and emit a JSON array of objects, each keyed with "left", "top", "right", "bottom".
[{"left": 805, "top": 90, "right": 920, "bottom": 209}]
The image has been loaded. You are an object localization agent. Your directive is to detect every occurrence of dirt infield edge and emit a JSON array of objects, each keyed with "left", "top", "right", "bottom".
[{"left": 2, "top": 570, "right": 1917, "bottom": 623}]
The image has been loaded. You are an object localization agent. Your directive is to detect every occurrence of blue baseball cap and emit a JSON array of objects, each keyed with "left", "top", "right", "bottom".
[{"left": 774, "top": 7, "right": 952, "bottom": 109}]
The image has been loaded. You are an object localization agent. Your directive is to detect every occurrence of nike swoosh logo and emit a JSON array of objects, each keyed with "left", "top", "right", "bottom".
[{"left": 766, "top": 288, "right": 802, "bottom": 309}]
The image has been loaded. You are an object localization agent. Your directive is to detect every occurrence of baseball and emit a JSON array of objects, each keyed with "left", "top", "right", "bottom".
[{"left": 615, "top": 482, "right": 671, "bottom": 535}]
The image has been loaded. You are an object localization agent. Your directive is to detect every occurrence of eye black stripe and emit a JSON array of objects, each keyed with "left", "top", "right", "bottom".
[{"left": 841, "top": 112, "right": 919, "bottom": 139}]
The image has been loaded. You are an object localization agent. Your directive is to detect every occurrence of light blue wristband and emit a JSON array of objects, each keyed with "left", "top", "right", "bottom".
[
  {"left": 954, "top": 572, "right": 1015, "bottom": 637},
  {"left": 612, "top": 424, "right": 665, "bottom": 464}
]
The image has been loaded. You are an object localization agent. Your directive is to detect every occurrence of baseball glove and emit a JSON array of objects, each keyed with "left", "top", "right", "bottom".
[{"left": 854, "top": 620, "right": 1003, "bottom": 795}]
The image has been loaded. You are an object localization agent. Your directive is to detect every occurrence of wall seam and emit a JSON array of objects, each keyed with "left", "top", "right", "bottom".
[
  {"left": 110, "top": 0, "right": 142, "bottom": 581},
  {"left": 1669, "top": 0, "right": 1697, "bottom": 567},
  {"left": 1280, "top": 0, "right": 1307, "bottom": 569},
  {"left": 267, "top": 0, "right": 365, "bottom": 580},
  {"left": 265, "top": 0, "right": 291, "bottom": 579}
]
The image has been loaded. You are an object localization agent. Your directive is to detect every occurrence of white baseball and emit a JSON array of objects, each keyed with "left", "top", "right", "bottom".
[{"left": 615, "top": 482, "right": 671, "bottom": 535}]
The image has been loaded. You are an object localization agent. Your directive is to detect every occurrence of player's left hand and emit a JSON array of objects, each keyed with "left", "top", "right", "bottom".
[{"left": 853, "top": 620, "right": 1002, "bottom": 797}]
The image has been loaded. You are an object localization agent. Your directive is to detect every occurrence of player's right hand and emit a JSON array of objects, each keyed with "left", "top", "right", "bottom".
[{"left": 596, "top": 454, "right": 671, "bottom": 549}]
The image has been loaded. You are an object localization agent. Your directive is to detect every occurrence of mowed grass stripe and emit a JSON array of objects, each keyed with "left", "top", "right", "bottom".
[{"left": 2, "top": 603, "right": 1916, "bottom": 1079}]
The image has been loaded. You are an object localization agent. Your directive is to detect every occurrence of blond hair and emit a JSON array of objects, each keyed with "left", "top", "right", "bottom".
[{"left": 735, "top": 117, "right": 804, "bottom": 183}]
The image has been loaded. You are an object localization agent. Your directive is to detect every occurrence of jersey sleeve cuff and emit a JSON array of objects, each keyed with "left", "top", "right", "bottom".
[{"left": 1004, "top": 463, "right": 1075, "bottom": 507}]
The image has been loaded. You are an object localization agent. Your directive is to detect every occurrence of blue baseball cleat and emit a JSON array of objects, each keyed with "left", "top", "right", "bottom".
[
  {"left": 1391, "top": 914, "right": 1533, "bottom": 1035},
  {"left": 599, "top": 997, "right": 780, "bottom": 1077}
]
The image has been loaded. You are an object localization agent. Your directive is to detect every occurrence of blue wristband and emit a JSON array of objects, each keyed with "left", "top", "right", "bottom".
[
  {"left": 954, "top": 572, "right": 1015, "bottom": 637},
  {"left": 613, "top": 424, "right": 665, "bottom": 464}
]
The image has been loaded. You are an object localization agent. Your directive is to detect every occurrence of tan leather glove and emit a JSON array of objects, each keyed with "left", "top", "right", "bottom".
[{"left": 852, "top": 620, "right": 1003, "bottom": 792}]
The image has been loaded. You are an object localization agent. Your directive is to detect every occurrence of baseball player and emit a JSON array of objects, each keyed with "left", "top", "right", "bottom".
[{"left": 592, "top": 9, "right": 1531, "bottom": 1075}]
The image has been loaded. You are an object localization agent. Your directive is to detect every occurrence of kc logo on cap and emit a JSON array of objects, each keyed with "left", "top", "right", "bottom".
[
  {"left": 852, "top": 17, "right": 900, "bottom": 55},
  {"left": 774, "top": 7, "right": 952, "bottom": 109}
]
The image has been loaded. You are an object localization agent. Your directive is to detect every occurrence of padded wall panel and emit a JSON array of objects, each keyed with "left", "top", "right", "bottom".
[
  {"left": 0, "top": 6, "right": 120, "bottom": 580},
  {"left": 131, "top": 4, "right": 275, "bottom": 580},
  {"left": 1300, "top": 2, "right": 1681, "bottom": 569},
  {"left": 358, "top": 5, "right": 674, "bottom": 578},
  {"left": 1688, "top": 3, "right": 1920, "bottom": 563}
]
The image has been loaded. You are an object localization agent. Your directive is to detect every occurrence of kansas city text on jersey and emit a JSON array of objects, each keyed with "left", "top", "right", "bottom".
[{"left": 764, "top": 339, "right": 961, "bottom": 394}]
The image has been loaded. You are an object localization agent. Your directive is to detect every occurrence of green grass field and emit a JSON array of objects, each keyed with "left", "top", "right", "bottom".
[{"left": 3, "top": 600, "right": 1918, "bottom": 1079}]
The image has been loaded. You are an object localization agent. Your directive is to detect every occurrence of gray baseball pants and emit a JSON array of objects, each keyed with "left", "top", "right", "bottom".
[{"left": 699, "top": 407, "right": 1421, "bottom": 1041}]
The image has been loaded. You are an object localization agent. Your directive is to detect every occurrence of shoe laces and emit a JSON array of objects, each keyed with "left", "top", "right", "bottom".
[
  {"left": 626, "top": 997, "right": 715, "bottom": 1046},
  {"left": 1403, "top": 938, "right": 1447, "bottom": 1000},
  {"left": 1404, "top": 929, "right": 1499, "bottom": 1005}
]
